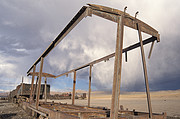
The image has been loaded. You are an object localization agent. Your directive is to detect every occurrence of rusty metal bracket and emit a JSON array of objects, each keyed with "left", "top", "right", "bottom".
[
  {"left": 124, "top": 6, "right": 127, "bottom": 15},
  {"left": 135, "top": 11, "right": 139, "bottom": 19}
]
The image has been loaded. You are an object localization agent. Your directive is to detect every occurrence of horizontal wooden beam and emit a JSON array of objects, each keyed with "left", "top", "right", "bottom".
[
  {"left": 27, "top": 4, "right": 160, "bottom": 76},
  {"left": 28, "top": 72, "right": 56, "bottom": 78},
  {"left": 89, "top": 4, "right": 160, "bottom": 41},
  {"left": 28, "top": 106, "right": 48, "bottom": 117},
  {"left": 27, "top": 6, "right": 88, "bottom": 74},
  {"left": 55, "top": 36, "right": 157, "bottom": 78}
]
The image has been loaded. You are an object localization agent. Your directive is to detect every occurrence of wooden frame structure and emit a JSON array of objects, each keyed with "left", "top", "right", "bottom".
[
  {"left": 27, "top": 4, "right": 160, "bottom": 119},
  {"left": 29, "top": 72, "right": 55, "bottom": 106}
]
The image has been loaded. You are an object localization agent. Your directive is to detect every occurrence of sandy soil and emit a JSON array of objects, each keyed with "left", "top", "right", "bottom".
[
  {"left": 1, "top": 90, "right": 179, "bottom": 118},
  {"left": 0, "top": 100, "right": 33, "bottom": 119},
  {"left": 48, "top": 90, "right": 180, "bottom": 118}
]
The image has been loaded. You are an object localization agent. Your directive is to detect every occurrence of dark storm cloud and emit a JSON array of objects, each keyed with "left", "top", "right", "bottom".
[
  {"left": 147, "top": 34, "right": 180, "bottom": 91},
  {"left": 0, "top": 1, "right": 53, "bottom": 90},
  {"left": 0, "top": 1, "right": 47, "bottom": 58},
  {"left": 0, "top": 36, "right": 28, "bottom": 57},
  {"left": 124, "top": 33, "right": 180, "bottom": 92},
  {"left": 150, "top": 74, "right": 180, "bottom": 91}
]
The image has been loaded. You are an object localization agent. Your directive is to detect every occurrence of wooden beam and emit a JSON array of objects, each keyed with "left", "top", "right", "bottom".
[
  {"left": 137, "top": 23, "right": 152, "bottom": 118},
  {"left": 21, "top": 76, "right": 24, "bottom": 96},
  {"left": 27, "top": 4, "right": 160, "bottom": 75},
  {"left": 27, "top": 6, "right": 88, "bottom": 74},
  {"left": 33, "top": 76, "right": 38, "bottom": 100},
  {"left": 88, "top": 65, "right": 92, "bottom": 107},
  {"left": 44, "top": 77, "right": 47, "bottom": 103},
  {"left": 91, "top": 9, "right": 118, "bottom": 23},
  {"left": 89, "top": 4, "right": 160, "bottom": 40},
  {"left": 36, "top": 57, "right": 44, "bottom": 109},
  {"left": 55, "top": 36, "right": 157, "bottom": 78},
  {"left": 110, "top": 16, "right": 124, "bottom": 119},
  {"left": 30, "top": 65, "right": 36, "bottom": 104},
  {"left": 72, "top": 71, "right": 76, "bottom": 105},
  {"left": 28, "top": 72, "right": 56, "bottom": 78}
]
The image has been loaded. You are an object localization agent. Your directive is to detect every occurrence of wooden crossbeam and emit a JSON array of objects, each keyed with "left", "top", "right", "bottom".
[
  {"left": 27, "top": 4, "right": 159, "bottom": 75},
  {"left": 55, "top": 36, "right": 157, "bottom": 78}
]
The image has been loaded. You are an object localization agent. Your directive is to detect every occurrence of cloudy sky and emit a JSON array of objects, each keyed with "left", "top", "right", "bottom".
[{"left": 0, "top": 0, "right": 180, "bottom": 92}]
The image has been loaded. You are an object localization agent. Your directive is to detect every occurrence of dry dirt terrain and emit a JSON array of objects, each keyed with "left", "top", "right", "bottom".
[
  {"left": 0, "top": 90, "right": 179, "bottom": 119},
  {"left": 50, "top": 90, "right": 180, "bottom": 118},
  {"left": 0, "top": 100, "right": 33, "bottom": 119}
]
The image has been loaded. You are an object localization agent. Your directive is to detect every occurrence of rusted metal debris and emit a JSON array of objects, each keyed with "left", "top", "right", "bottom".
[{"left": 23, "top": 4, "right": 164, "bottom": 119}]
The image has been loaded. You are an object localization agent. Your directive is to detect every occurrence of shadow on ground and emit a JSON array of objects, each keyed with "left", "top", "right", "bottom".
[{"left": 0, "top": 113, "right": 17, "bottom": 119}]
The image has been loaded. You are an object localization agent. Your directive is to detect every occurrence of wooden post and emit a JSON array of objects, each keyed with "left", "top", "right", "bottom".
[
  {"left": 110, "top": 16, "right": 124, "bottom": 119},
  {"left": 21, "top": 76, "right": 24, "bottom": 96},
  {"left": 44, "top": 77, "right": 47, "bottom": 103},
  {"left": 36, "top": 57, "right": 44, "bottom": 109},
  {"left": 137, "top": 23, "right": 153, "bottom": 118},
  {"left": 88, "top": 65, "right": 92, "bottom": 107},
  {"left": 33, "top": 76, "right": 38, "bottom": 100},
  {"left": 72, "top": 71, "right": 76, "bottom": 105},
  {"left": 30, "top": 65, "right": 36, "bottom": 104}
]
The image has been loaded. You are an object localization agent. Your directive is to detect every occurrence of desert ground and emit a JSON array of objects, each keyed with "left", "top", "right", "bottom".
[
  {"left": 49, "top": 90, "right": 180, "bottom": 118},
  {"left": 0, "top": 90, "right": 179, "bottom": 118},
  {"left": 0, "top": 100, "right": 33, "bottom": 119}
]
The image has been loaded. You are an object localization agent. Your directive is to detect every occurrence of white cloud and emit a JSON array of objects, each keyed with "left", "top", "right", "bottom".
[{"left": 0, "top": 55, "right": 16, "bottom": 78}]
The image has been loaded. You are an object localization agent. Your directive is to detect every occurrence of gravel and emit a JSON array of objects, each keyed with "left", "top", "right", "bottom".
[{"left": 0, "top": 100, "right": 33, "bottom": 119}]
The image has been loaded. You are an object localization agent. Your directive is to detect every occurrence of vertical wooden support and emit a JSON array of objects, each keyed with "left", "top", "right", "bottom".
[
  {"left": 36, "top": 57, "right": 44, "bottom": 109},
  {"left": 72, "top": 71, "right": 76, "bottom": 105},
  {"left": 21, "top": 76, "right": 24, "bottom": 96},
  {"left": 137, "top": 23, "right": 153, "bottom": 118},
  {"left": 33, "top": 76, "right": 38, "bottom": 100},
  {"left": 110, "top": 16, "right": 124, "bottom": 119},
  {"left": 44, "top": 77, "right": 47, "bottom": 103},
  {"left": 30, "top": 65, "right": 36, "bottom": 104},
  {"left": 88, "top": 65, "right": 92, "bottom": 107}
]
